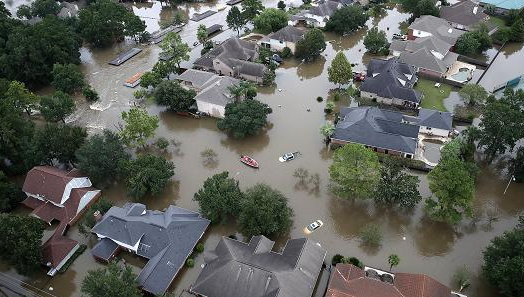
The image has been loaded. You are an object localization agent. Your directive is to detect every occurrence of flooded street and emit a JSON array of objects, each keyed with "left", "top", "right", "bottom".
[{"left": 2, "top": 1, "right": 524, "bottom": 297}]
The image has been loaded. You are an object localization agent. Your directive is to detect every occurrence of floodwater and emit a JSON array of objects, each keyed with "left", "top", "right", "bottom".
[{"left": 2, "top": 1, "right": 524, "bottom": 297}]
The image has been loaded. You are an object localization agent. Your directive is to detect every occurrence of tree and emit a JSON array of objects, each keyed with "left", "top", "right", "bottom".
[
  {"left": 238, "top": 184, "right": 293, "bottom": 237},
  {"left": 482, "top": 217, "right": 524, "bottom": 297},
  {"left": 458, "top": 84, "right": 488, "bottom": 106},
  {"left": 413, "top": 0, "right": 440, "bottom": 18},
  {"left": 76, "top": 130, "right": 130, "bottom": 186},
  {"left": 328, "top": 52, "right": 353, "bottom": 87},
  {"left": 510, "top": 18, "right": 524, "bottom": 42},
  {"left": 172, "top": 10, "right": 187, "bottom": 26},
  {"left": 227, "top": 80, "right": 258, "bottom": 100},
  {"left": 320, "top": 122, "right": 335, "bottom": 139},
  {"left": 325, "top": 5, "right": 368, "bottom": 35},
  {"left": 122, "top": 154, "right": 175, "bottom": 199},
  {"left": 358, "top": 223, "right": 382, "bottom": 246},
  {"left": 193, "top": 171, "right": 244, "bottom": 224},
  {"left": 3, "top": 80, "right": 38, "bottom": 115},
  {"left": 253, "top": 8, "right": 288, "bottom": 34},
  {"left": 241, "top": 0, "right": 264, "bottom": 23},
  {"left": 455, "top": 32, "right": 480, "bottom": 56},
  {"left": 374, "top": 157, "right": 422, "bottom": 208},
  {"left": 119, "top": 108, "right": 159, "bottom": 148},
  {"left": 388, "top": 254, "right": 400, "bottom": 271},
  {"left": 329, "top": 144, "right": 381, "bottom": 199},
  {"left": 0, "top": 171, "right": 23, "bottom": 212},
  {"left": 0, "top": 214, "right": 44, "bottom": 275},
  {"left": 277, "top": 1, "right": 286, "bottom": 10},
  {"left": 33, "top": 123, "right": 87, "bottom": 166},
  {"left": 159, "top": 32, "right": 190, "bottom": 70},
  {"left": 39, "top": 91, "right": 76, "bottom": 123},
  {"left": 139, "top": 71, "right": 162, "bottom": 88},
  {"left": 154, "top": 80, "right": 196, "bottom": 112},
  {"left": 81, "top": 262, "right": 142, "bottom": 297},
  {"left": 82, "top": 85, "right": 100, "bottom": 102},
  {"left": 51, "top": 63, "right": 85, "bottom": 94},
  {"left": 79, "top": 0, "right": 146, "bottom": 47},
  {"left": 78, "top": 198, "right": 113, "bottom": 237},
  {"left": 19, "top": 0, "right": 60, "bottom": 18},
  {"left": 217, "top": 99, "right": 272, "bottom": 138},
  {"left": 363, "top": 27, "right": 389, "bottom": 54},
  {"left": 226, "top": 6, "right": 246, "bottom": 35},
  {"left": 124, "top": 13, "right": 147, "bottom": 42},
  {"left": 510, "top": 147, "right": 524, "bottom": 183},
  {"left": 197, "top": 24, "right": 208, "bottom": 45},
  {"left": 477, "top": 89, "right": 524, "bottom": 161},
  {"left": 295, "top": 28, "right": 326, "bottom": 61}
]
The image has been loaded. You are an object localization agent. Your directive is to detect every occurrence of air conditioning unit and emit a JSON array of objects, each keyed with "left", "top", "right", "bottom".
[{"left": 364, "top": 266, "right": 395, "bottom": 284}]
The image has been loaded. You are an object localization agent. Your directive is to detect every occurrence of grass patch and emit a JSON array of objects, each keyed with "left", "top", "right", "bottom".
[
  {"left": 490, "top": 16, "right": 508, "bottom": 29},
  {"left": 415, "top": 79, "right": 454, "bottom": 111},
  {"left": 58, "top": 244, "right": 87, "bottom": 274}
]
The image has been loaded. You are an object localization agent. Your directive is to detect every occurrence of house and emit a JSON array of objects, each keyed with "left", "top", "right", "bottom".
[
  {"left": 480, "top": 0, "right": 524, "bottom": 15},
  {"left": 193, "top": 38, "right": 267, "bottom": 83},
  {"left": 174, "top": 69, "right": 221, "bottom": 91},
  {"left": 440, "top": 0, "right": 494, "bottom": 32},
  {"left": 416, "top": 108, "right": 454, "bottom": 137},
  {"left": 288, "top": 0, "right": 342, "bottom": 28},
  {"left": 258, "top": 25, "right": 306, "bottom": 54},
  {"left": 331, "top": 107, "right": 420, "bottom": 158},
  {"left": 325, "top": 263, "right": 467, "bottom": 297},
  {"left": 91, "top": 203, "right": 210, "bottom": 296},
  {"left": 407, "top": 15, "right": 464, "bottom": 45},
  {"left": 206, "top": 24, "right": 223, "bottom": 37},
  {"left": 360, "top": 58, "right": 422, "bottom": 108},
  {"left": 22, "top": 166, "right": 101, "bottom": 275},
  {"left": 190, "top": 235, "right": 327, "bottom": 297}
]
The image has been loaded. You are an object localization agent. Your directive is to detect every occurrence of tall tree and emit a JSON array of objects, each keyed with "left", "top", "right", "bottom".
[
  {"left": 482, "top": 216, "right": 524, "bottom": 297},
  {"left": 328, "top": 52, "right": 353, "bottom": 88},
  {"left": 363, "top": 27, "right": 389, "bottom": 54},
  {"left": 295, "top": 28, "right": 326, "bottom": 61},
  {"left": 217, "top": 99, "right": 272, "bottom": 138},
  {"left": 226, "top": 6, "right": 246, "bottom": 35},
  {"left": 510, "top": 147, "right": 524, "bottom": 183},
  {"left": 329, "top": 144, "right": 381, "bottom": 199},
  {"left": 76, "top": 130, "right": 130, "bottom": 186},
  {"left": 197, "top": 24, "right": 208, "bottom": 45},
  {"left": 194, "top": 171, "right": 244, "bottom": 224},
  {"left": 0, "top": 171, "right": 23, "bottom": 212},
  {"left": 253, "top": 8, "right": 288, "bottom": 34},
  {"left": 28, "top": 0, "right": 60, "bottom": 18},
  {"left": 51, "top": 63, "right": 85, "bottom": 94},
  {"left": 154, "top": 80, "right": 196, "bottom": 112},
  {"left": 122, "top": 154, "right": 175, "bottom": 199},
  {"left": 510, "top": 18, "right": 524, "bottom": 42},
  {"left": 458, "top": 84, "right": 488, "bottom": 106},
  {"left": 39, "top": 91, "right": 76, "bottom": 123},
  {"left": 374, "top": 157, "right": 422, "bottom": 208},
  {"left": 81, "top": 262, "right": 142, "bottom": 297},
  {"left": 238, "top": 183, "right": 293, "bottom": 237},
  {"left": 227, "top": 80, "right": 258, "bottom": 100},
  {"left": 3, "top": 80, "right": 38, "bottom": 115},
  {"left": 325, "top": 5, "right": 368, "bottom": 35},
  {"left": 241, "top": 0, "right": 264, "bottom": 23},
  {"left": 0, "top": 214, "right": 44, "bottom": 275},
  {"left": 32, "top": 123, "right": 87, "bottom": 166},
  {"left": 119, "top": 108, "right": 159, "bottom": 148},
  {"left": 159, "top": 32, "right": 190, "bottom": 71}
]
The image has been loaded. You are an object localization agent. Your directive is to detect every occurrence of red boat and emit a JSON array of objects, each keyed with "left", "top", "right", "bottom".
[{"left": 240, "top": 155, "right": 259, "bottom": 168}]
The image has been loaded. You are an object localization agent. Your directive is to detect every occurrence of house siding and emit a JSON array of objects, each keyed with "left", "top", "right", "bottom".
[
  {"left": 361, "top": 91, "right": 419, "bottom": 108},
  {"left": 196, "top": 101, "right": 226, "bottom": 118},
  {"left": 331, "top": 138, "right": 414, "bottom": 158}
]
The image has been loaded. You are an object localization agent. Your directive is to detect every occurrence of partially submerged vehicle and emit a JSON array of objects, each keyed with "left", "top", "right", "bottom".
[{"left": 279, "top": 152, "right": 299, "bottom": 162}]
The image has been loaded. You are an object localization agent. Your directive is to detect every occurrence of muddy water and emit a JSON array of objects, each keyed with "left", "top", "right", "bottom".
[
  {"left": 2, "top": 1, "right": 524, "bottom": 297},
  {"left": 479, "top": 42, "right": 524, "bottom": 92}
]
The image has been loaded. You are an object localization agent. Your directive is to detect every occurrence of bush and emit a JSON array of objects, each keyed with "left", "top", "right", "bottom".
[
  {"left": 155, "top": 137, "right": 169, "bottom": 151},
  {"left": 185, "top": 258, "right": 195, "bottom": 268},
  {"left": 228, "top": 234, "right": 238, "bottom": 240},
  {"left": 324, "top": 101, "right": 335, "bottom": 113},
  {"left": 332, "top": 254, "right": 344, "bottom": 266},
  {"left": 358, "top": 223, "right": 382, "bottom": 246},
  {"left": 317, "top": 96, "right": 323, "bottom": 102},
  {"left": 347, "top": 256, "right": 364, "bottom": 269},
  {"left": 281, "top": 47, "right": 292, "bottom": 58},
  {"left": 195, "top": 243, "right": 205, "bottom": 253},
  {"left": 82, "top": 86, "right": 99, "bottom": 102}
]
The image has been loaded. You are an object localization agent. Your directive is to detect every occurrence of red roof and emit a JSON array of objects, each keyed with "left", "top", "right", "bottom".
[
  {"left": 42, "top": 222, "right": 79, "bottom": 268},
  {"left": 325, "top": 264, "right": 453, "bottom": 297},
  {"left": 22, "top": 166, "right": 81, "bottom": 204}
]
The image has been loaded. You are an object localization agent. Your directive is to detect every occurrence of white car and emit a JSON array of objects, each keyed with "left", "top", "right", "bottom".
[
  {"left": 278, "top": 152, "right": 296, "bottom": 162},
  {"left": 305, "top": 220, "right": 324, "bottom": 234}
]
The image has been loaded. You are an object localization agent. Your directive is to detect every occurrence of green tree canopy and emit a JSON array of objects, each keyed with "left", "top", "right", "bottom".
[
  {"left": 159, "top": 32, "right": 190, "bottom": 70},
  {"left": 51, "top": 63, "right": 85, "bottom": 94},
  {"left": 217, "top": 99, "right": 272, "bottom": 138},
  {"left": 238, "top": 183, "right": 293, "bottom": 237},
  {"left": 227, "top": 6, "right": 246, "bottom": 35},
  {"left": 0, "top": 171, "right": 23, "bottom": 212},
  {"left": 197, "top": 24, "right": 208, "bottom": 44},
  {"left": 510, "top": 147, "right": 524, "bottom": 183},
  {"left": 78, "top": 198, "right": 113, "bottom": 236},
  {"left": 402, "top": 0, "right": 439, "bottom": 18},
  {"left": 329, "top": 144, "right": 381, "bottom": 199},
  {"left": 510, "top": 18, "right": 524, "bottom": 42},
  {"left": 374, "top": 157, "right": 421, "bottom": 208},
  {"left": 458, "top": 84, "right": 488, "bottom": 106},
  {"left": 363, "top": 27, "right": 389, "bottom": 54},
  {"left": 81, "top": 262, "right": 142, "bottom": 297},
  {"left": 76, "top": 130, "right": 130, "bottom": 186},
  {"left": 3, "top": 80, "right": 39, "bottom": 115},
  {"left": 39, "top": 91, "right": 76, "bottom": 123},
  {"left": 482, "top": 217, "right": 524, "bottom": 297},
  {"left": 122, "top": 154, "right": 175, "bottom": 199},
  {"left": 241, "top": 0, "right": 264, "bottom": 22},
  {"left": 328, "top": 52, "right": 353, "bottom": 87},
  {"left": 277, "top": 1, "right": 286, "bottom": 10},
  {"left": 227, "top": 80, "right": 258, "bottom": 100},
  {"left": 194, "top": 171, "right": 244, "bottom": 224},
  {"left": 388, "top": 254, "right": 400, "bottom": 270},
  {"left": 0, "top": 214, "right": 44, "bottom": 275},
  {"left": 295, "top": 28, "right": 326, "bottom": 61},
  {"left": 253, "top": 8, "right": 288, "bottom": 34},
  {"left": 154, "top": 80, "right": 196, "bottom": 112},
  {"left": 325, "top": 5, "right": 368, "bottom": 35},
  {"left": 119, "top": 108, "right": 159, "bottom": 148},
  {"left": 17, "top": 0, "right": 60, "bottom": 19},
  {"left": 32, "top": 123, "right": 87, "bottom": 166},
  {"left": 455, "top": 25, "right": 493, "bottom": 56}
]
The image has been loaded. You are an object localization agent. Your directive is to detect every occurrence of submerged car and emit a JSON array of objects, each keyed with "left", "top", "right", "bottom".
[
  {"left": 279, "top": 152, "right": 297, "bottom": 162},
  {"left": 304, "top": 220, "right": 324, "bottom": 234}
]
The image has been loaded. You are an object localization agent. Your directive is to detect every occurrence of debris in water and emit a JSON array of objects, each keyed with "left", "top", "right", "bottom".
[
  {"left": 278, "top": 105, "right": 282, "bottom": 108},
  {"left": 278, "top": 89, "right": 282, "bottom": 92}
]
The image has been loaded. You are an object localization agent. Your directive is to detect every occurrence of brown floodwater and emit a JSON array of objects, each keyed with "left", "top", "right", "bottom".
[{"left": 2, "top": 1, "right": 524, "bottom": 297}]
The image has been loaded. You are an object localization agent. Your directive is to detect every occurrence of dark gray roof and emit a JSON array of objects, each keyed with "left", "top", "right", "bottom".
[
  {"left": 267, "top": 26, "right": 306, "bottom": 43},
  {"left": 194, "top": 76, "right": 240, "bottom": 106},
  {"left": 417, "top": 108, "right": 453, "bottom": 131},
  {"left": 91, "top": 203, "right": 210, "bottom": 295},
  {"left": 92, "top": 238, "right": 119, "bottom": 261},
  {"left": 409, "top": 15, "right": 464, "bottom": 45},
  {"left": 361, "top": 58, "right": 422, "bottom": 104},
  {"left": 440, "top": 0, "right": 488, "bottom": 27},
  {"left": 398, "top": 46, "right": 458, "bottom": 74},
  {"left": 174, "top": 69, "right": 219, "bottom": 89},
  {"left": 191, "top": 10, "right": 217, "bottom": 21},
  {"left": 207, "top": 24, "right": 223, "bottom": 36},
  {"left": 333, "top": 107, "right": 420, "bottom": 154},
  {"left": 191, "top": 236, "right": 327, "bottom": 297},
  {"left": 108, "top": 48, "right": 142, "bottom": 66},
  {"left": 309, "top": 0, "right": 341, "bottom": 17}
]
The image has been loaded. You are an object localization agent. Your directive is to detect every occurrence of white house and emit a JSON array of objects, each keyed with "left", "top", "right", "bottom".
[
  {"left": 416, "top": 108, "right": 454, "bottom": 137},
  {"left": 288, "top": 1, "right": 341, "bottom": 28},
  {"left": 258, "top": 26, "right": 306, "bottom": 54}
]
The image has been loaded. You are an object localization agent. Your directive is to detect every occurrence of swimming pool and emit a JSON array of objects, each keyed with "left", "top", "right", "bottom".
[{"left": 450, "top": 67, "right": 472, "bottom": 82}]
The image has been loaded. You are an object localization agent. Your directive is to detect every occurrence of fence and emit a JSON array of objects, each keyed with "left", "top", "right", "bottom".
[{"left": 492, "top": 74, "right": 524, "bottom": 92}]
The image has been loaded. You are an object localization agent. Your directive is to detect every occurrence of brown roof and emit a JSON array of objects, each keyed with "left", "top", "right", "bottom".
[
  {"left": 22, "top": 166, "right": 79, "bottom": 204},
  {"left": 42, "top": 222, "right": 79, "bottom": 268},
  {"left": 325, "top": 264, "right": 453, "bottom": 297}
]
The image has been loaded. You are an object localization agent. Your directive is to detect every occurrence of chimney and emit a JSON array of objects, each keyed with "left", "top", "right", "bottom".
[{"left": 93, "top": 210, "right": 102, "bottom": 222}]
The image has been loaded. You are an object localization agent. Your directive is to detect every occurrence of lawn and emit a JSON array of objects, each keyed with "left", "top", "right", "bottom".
[
  {"left": 490, "top": 16, "right": 508, "bottom": 30},
  {"left": 415, "top": 79, "right": 454, "bottom": 111}
]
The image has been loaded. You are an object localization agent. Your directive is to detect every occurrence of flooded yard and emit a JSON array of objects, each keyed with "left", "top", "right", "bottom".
[{"left": 2, "top": 1, "right": 524, "bottom": 297}]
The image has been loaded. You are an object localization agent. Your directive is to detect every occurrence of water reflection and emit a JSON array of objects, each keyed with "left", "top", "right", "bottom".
[
  {"left": 297, "top": 56, "right": 327, "bottom": 80},
  {"left": 413, "top": 216, "right": 459, "bottom": 256}
]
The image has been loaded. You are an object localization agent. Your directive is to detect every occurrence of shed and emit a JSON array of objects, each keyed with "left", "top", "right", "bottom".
[{"left": 108, "top": 48, "right": 143, "bottom": 66}]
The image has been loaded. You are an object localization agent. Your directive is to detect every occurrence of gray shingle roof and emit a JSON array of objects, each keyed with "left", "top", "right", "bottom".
[
  {"left": 333, "top": 107, "right": 420, "bottom": 154},
  {"left": 361, "top": 58, "right": 422, "bottom": 104},
  {"left": 175, "top": 69, "right": 219, "bottom": 89},
  {"left": 91, "top": 238, "right": 119, "bottom": 261},
  {"left": 417, "top": 108, "right": 453, "bottom": 131},
  {"left": 194, "top": 76, "right": 240, "bottom": 106},
  {"left": 409, "top": 15, "right": 464, "bottom": 45},
  {"left": 191, "top": 236, "right": 327, "bottom": 297},
  {"left": 267, "top": 26, "right": 306, "bottom": 43},
  {"left": 398, "top": 46, "right": 457, "bottom": 74},
  {"left": 440, "top": 0, "right": 488, "bottom": 27},
  {"left": 309, "top": 0, "right": 341, "bottom": 17},
  {"left": 91, "top": 203, "right": 210, "bottom": 295}
]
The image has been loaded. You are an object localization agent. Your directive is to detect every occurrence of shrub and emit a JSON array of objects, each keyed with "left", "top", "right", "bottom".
[
  {"left": 82, "top": 86, "right": 99, "bottom": 102},
  {"left": 347, "top": 256, "right": 364, "bottom": 268},
  {"left": 155, "top": 137, "right": 169, "bottom": 151},
  {"left": 332, "top": 254, "right": 344, "bottom": 266},
  {"left": 317, "top": 96, "right": 323, "bottom": 102},
  {"left": 358, "top": 223, "right": 382, "bottom": 246},
  {"left": 185, "top": 258, "right": 195, "bottom": 268},
  {"left": 195, "top": 243, "right": 205, "bottom": 253},
  {"left": 281, "top": 47, "right": 292, "bottom": 58},
  {"left": 324, "top": 101, "right": 335, "bottom": 113}
]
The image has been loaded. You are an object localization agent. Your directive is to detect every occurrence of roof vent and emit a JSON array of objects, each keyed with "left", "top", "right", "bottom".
[
  {"left": 473, "top": 6, "right": 478, "bottom": 14},
  {"left": 448, "top": 28, "right": 453, "bottom": 33}
]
